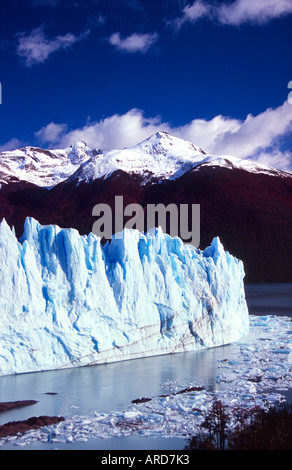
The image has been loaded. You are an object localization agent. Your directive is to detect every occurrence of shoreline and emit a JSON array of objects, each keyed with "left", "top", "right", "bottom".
[{"left": 0, "top": 400, "right": 64, "bottom": 439}]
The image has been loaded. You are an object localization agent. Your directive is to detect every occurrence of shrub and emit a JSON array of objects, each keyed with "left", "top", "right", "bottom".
[{"left": 186, "top": 399, "right": 292, "bottom": 450}]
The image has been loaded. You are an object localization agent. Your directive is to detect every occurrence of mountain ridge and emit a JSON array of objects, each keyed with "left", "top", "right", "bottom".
[
  {"left": 0, "top": 132, "right": 290, "bottom": 188},
  {"left": 0, "top": 132, "right": 291, "bottom": 283}
]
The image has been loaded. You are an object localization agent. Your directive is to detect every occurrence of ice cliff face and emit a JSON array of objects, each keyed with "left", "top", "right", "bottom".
[{"left": 0, "top": 217, "right": 249, "bottom": 376}]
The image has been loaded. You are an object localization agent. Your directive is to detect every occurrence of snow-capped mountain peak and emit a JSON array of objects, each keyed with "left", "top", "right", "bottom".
[
  {"left": 0, "top": 132, "right": 290, "bottom": 188},
  {"left": 69, "top": 132, "right": 210, "bottom": 184},
  {"left": 137, "top": 131, "right": 206, "bottom": 156},
  {"left": 0, "top": 141, "right": 94, "bottom": 187},
  {"left": 69, "top": 132, "right": 289, "bottom": 184},
  {"left": 0, "top": 133, "right": 291, "bottom": 287},
  {"left": 66, "top": 140, "right": 101, "bottom": 164}
]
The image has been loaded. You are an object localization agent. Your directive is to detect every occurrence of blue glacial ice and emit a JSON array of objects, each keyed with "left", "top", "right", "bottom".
[{"left": 0, "top": 217, "right": 249, "bottom": 376}]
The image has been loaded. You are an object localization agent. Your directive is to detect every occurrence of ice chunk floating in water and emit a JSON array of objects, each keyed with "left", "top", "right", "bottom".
[{"left": 0, "top": 217, "right": 249, "bottom": 376}]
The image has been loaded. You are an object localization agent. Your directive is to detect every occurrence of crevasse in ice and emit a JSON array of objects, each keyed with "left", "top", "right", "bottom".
[{"left": 0, "top": 217, "right": 249, "bottom": 376}]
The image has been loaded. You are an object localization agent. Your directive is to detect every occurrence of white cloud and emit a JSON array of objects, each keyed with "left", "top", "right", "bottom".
[
  {"left": 195, "top": 100, "right": 292, "bottom": 157},
  {"left": 35, "top": 109, "right": 167, "bottom": 150},
  {"left": 0, "top": 138, "right": 22, "bottom": 153},
  {"left": 34, "top": 122, "right": 68, "bottom": 144},
  {"left": 108, "top": 32, "right": 158, "bottom": 53},
  {"left": 171, "top": 0, "right": 211, "bottom": 29},
  {"left": 171, "top": 0, "right": 292, "bottom": 29},
  {"left": 16, "top": 25, "right": 90, "bottom": 67},
  {"left": 217, "top": 0, "right": 292, "bottom": 26},
  {"left": 252, "top": 150, "right": 292, "bottom": 172},
  {"left": 33, "top": 101, "right": 292, "bottom": 171},
  {"left": 175, "top": 114, "right": 241, "bottom": 154}
]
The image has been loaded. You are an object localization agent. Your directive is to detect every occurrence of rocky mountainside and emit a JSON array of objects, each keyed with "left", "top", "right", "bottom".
[{"left": 0, "top": 131, "right": 291, "bottom": 283}]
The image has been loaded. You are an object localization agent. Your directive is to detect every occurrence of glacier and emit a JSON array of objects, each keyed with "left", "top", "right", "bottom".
[{"left": 0, "top": 217, "right": 249, "bottom": 376}]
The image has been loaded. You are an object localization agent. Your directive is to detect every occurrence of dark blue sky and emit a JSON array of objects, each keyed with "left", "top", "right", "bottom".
[{"left": 0, "top": 0, "right": 292, "bottom": 170}]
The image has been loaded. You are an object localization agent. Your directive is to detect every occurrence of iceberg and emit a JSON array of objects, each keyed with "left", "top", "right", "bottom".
[{"left": 0, "top": 217, "right": 249, "bottom": 376}]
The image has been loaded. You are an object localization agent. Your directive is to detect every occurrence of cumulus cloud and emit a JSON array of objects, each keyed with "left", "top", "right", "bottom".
[
  {"left": 171, "top": 0, "right": 211, "bottom": 29},
  {"left": 33, "top": 101, "right": 292, "bottom": 171},
  {"left": 253, "top": 150, "right": 292, "bottom": 172},
  {"left": 34, "top": 122, "right": 68, "bottom": 144},
  {"left": 217, "top": 0, "right": 292, "bottom": 26},
  {"left": 193, "top": 101, "right": 292, "bottom": 157},
  {"left": 108, "top": 32, "right": 158, "bottom": 53},
  {"left": 171, "top": 0, "right": 292, "bottom": 29},
  {"left": 0, "top": 138, "right": 22, "bottom": 153},
  {"left": 35, "top": 109, "right": 167, "bottom": 150},
  {"left": 16, "top": 25, "right": 90, "bottom": 67}
]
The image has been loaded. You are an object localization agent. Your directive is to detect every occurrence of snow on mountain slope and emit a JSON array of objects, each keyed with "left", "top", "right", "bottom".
[
  {"left": 0, "top": 132, "right": 288, "bottom": 188},
  {"left": 65, "top": 131, "right": 207, "bottom": 184},
  {"left": 191, "top": 154, "right": 291, "bottom": 177},
  {"left": 0, "top": 217, "right": 249, "bottom": 376},
  {"left": 0, "top": 141, "right": 95, "bottom": 187},
  {"left": 70, "top": 131, "right": 288, "bottom": 184}
]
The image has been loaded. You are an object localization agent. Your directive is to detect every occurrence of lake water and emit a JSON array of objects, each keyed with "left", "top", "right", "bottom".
[
  {"left": 245, "top": 283, "right": 292, "bottom": 316},
  {"left": 0, "top": 283, "right": 291, "bottom": 451}
]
